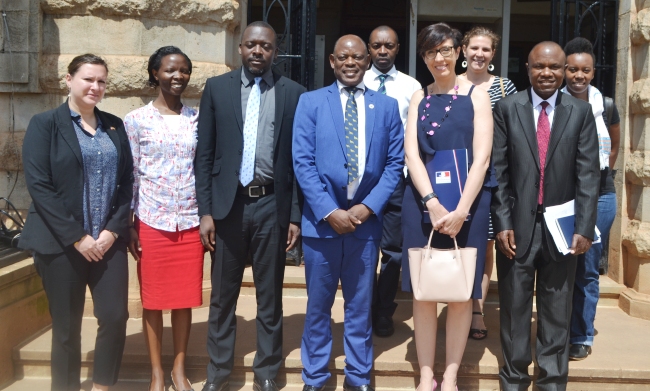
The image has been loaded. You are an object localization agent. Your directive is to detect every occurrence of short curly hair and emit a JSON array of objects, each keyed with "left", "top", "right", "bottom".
[
  {"left": 147, "top": 46, "right": 193, "bottom": 87},
  {"left": 462, "top": 26, "right": 500, "bottom": 51},
  {"left": 417, "top": 23, "right": 462, "bottom": 58},
  {"left": 563, "top": 37, "right": 595, "bottom": 64}
]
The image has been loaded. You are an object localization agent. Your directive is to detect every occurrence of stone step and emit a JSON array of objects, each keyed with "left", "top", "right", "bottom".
[
  {"left": 14, "top": 295, "right": 650, "bottom": 391},
  {"left": 0, "top": 378, "right": 311, "bottom": 391},
  {"left": 93, "top": 260, "right": 626, "bottom": 318}
]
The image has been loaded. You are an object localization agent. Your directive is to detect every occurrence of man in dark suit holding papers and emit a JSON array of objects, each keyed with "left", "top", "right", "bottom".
[{"left": 491, "top": 41, "right": 599, "bottom": 391}]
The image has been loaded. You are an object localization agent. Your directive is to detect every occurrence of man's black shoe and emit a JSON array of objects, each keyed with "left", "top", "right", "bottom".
[
  {"left": 253, "top": 377, "right": 279, "bottom": 391},
  {"left": 202, "top": 379, "right": 230, "bottom": 391},
  {"left": 343, "top": 379, "right": 374, "bottom": 391},
  {"left": 569, "top": 344, "right": 592, "bottom": 361},
  {"left": 302, "top": 385, "right": 325, "bottom": 391},
  {"left": 373, "top": 316, "right": 394, "bottom": 337}
]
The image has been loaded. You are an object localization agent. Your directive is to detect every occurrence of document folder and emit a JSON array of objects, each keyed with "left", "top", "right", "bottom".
[
  {"left": 423, "top": 149, "right": 469, "bottom": 223},
  {"left": 544, "top": 200, "right": 602, "bottom": 255}
]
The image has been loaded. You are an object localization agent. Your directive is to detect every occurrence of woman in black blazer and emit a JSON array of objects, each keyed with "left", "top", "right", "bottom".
[{"left": 19, "top": 54, "right": 133, "bottom": 391}]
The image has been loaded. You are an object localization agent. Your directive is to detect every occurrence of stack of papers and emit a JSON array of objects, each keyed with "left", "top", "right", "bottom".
[{"left": 543, "top": 200, "right": 601, "bottom": 255}]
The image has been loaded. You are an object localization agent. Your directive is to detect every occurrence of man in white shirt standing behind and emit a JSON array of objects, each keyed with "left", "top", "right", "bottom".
[{"left": 363, "top": 25, "right": 421, "bottom": 337}]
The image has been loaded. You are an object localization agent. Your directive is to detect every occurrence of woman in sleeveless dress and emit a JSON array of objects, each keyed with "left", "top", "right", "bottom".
[
  {"left": 458, "top": 26, "right": 517, "bottom": 340},
  {"left": 402, "top": 23, "right": 494, "bottom": 391}
]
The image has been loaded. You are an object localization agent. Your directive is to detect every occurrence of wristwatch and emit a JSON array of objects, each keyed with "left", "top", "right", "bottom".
[
  {"left": 421, "top": 192, "right": 438, "bottom": 206},
  {"left": 110, "top": 231, "right": 118, "bottom": 240}
]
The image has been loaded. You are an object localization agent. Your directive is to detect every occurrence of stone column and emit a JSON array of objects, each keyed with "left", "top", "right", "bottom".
[{"left": 615, "top": 0, "right": 650, "bottom": 320}]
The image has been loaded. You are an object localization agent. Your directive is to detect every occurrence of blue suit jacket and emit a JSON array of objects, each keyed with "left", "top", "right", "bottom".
[{"left": 293, "top": 82, "right": 404, "bottom": 240}]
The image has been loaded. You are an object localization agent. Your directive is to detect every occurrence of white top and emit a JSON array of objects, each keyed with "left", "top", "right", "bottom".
[
  {"left": 363, "top": 65, "right": 422, "bottom": 130},
  {"left": 161, "top": 114, "right": 182, "bottom": 127},
  {"left": 337, "top": 80, "right": 366, "bottom": 200},
  {"left": 531, "top": 88, "right": 558, "bottom": 131}
]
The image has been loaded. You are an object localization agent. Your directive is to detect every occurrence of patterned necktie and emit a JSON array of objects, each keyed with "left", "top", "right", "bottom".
[
  {"left": 537, "top": 101, "right": 551, "bottom": 204},
  {"left": 377, "top": 74, "right": 388, "bottom": 95},
  {"left": 240, "top": 77, "right": 262, "bottom": 186},
  {"left": 344, "top": 86, "right": 360, "bottom": 184}
]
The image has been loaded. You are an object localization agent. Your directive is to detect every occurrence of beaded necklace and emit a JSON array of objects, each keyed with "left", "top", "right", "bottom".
[{"left": 421, "top": 80, "right": 459, "bottom": 136}]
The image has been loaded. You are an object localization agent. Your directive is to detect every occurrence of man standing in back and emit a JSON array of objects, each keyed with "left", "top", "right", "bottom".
[
  {"left": 293, "top": 34, "right": 404, "bottom": 391},
  {"left": 363, "top": 25, "right": 421, "bottom": 337},
  {"left": 195, "top": 21, "right": 306, "bottom": 391},
  {"left": 491, "top": 41, "right": 599, "bottom": 390}
]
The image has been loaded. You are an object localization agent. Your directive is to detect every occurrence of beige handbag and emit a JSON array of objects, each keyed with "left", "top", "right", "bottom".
[{"left": 408, "top": 229, "right": 477, "bottom": 302}]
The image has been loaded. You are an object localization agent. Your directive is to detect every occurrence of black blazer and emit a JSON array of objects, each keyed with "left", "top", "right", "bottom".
[
  {"left": 491, "top": 89, "right": 600, "bottom": 261},
  {"left": 19, "top": 102, "right": 134, "bottom": 254},
  {"left": 195, "top": 68, "right": 307, "bottom": 228}
]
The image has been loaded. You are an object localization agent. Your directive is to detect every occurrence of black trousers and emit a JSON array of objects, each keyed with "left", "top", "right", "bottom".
[
  {"left": 34, "top": 242, "right": 129, "bottom": 391},
  {"left": 372, "top": 175, "right": 404, "bottom": 319},
  {"left": 207, "top": 193, "right": 286, "bottom": 383},
  {"left": 496, "top": 216, "right": 577, "bottom": 391}
]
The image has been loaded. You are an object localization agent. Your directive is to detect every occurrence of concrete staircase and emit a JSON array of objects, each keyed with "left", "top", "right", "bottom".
[{"left": 6, "top": 265, "right": 650, "bottom": 391}]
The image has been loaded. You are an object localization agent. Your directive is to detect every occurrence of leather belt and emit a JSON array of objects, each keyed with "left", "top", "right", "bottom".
[{"left": 238, "top": 183, "right": 274, "bottom": 198}]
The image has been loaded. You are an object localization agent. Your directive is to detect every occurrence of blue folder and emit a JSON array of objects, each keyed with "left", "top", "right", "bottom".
[
  {"left": 555, "top": 215, "right": 601, "bottom": 249},
  {"left": 423, "top": 149, "right": 469, "bottom": 223}
]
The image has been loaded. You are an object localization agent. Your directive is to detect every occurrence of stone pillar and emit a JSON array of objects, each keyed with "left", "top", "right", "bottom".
[{"left": 615, "top": 0, "right": 650, "bottom": 320}]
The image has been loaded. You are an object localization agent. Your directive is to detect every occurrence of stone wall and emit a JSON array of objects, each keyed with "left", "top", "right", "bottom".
[
  {"left": 0, "top": 0, "right": 243, "bottom": 210},
  {"left": 0, "top": 1, "right": 243, "bottom": 382},
  {"left": 616, "top": 0, "right": 650, "bottom": 320}
]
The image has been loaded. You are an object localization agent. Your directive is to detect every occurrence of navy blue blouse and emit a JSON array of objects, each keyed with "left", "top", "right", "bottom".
[{"left": 71, "top": 110, "right": 117, "bottom": 239}]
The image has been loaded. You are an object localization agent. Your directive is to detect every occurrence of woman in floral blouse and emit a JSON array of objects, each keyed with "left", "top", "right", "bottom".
[{"left": 125, "top": 46, "right": 201, "bottom": 391}]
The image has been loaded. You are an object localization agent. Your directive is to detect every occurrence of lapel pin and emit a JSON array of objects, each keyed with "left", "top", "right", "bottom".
[
  {"left": 109, "top": 126, "right": 116, "bottom": 131},
  {"left": 369, "top": 104, "right": 374, "bottom": 109}
]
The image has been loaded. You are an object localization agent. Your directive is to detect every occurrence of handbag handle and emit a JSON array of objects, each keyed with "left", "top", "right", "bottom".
[{"left": 424, "top": 229, "right": 461, "bottom": 259}]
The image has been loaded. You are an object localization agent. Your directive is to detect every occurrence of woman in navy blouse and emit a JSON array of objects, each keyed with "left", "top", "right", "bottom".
[{"left": 20, "top": 54, "right": 133, "bottom": 391}]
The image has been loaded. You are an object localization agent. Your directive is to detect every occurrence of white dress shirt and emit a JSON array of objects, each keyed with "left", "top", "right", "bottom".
[
  {"left": 531, "top": 88, "right": 558, "bottom": 131},
  {"left": 363, "top": 65, "right": 422, "bottom": 130},
  {"left": 337, "top": 80, "right": 366, "bottom": 200}
]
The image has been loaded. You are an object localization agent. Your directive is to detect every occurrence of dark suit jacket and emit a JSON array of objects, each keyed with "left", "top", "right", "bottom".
[
  {"left": 491, "top": 88, "right": 599, "bottom": 261},
  {"left": 19, "top": 102, "right": 134, "bottom": 254},
  {"left": 195, "top": 68, "right": 306, "bottom": 228}
]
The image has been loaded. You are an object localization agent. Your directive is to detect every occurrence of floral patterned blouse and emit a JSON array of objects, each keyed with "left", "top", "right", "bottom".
[{"left": 124, "top": 102, "right": 200, "bottom": 232}]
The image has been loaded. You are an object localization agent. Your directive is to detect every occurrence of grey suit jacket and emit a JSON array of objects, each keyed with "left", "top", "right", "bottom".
[{"left": 491, "top": 88, "right": 599, "bottom": 261}]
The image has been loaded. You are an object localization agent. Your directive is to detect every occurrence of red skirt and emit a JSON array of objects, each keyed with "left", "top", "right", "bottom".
[{"left": 136, "top": 219, "right": 204, "bottom": 310}]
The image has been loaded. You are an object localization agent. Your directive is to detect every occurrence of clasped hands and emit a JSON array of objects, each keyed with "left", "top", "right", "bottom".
[
  {"left": 327, "top": 204, "right": 373, "bottom": 235},
  {"left": 425, "top": 198, "right": 467, "bottom": 238},
  {"left": 74, "top": 230, "right": 116, "bottom": 262},
  {"left": 496, "top": 230, "right": 592, "bottom": 260}
]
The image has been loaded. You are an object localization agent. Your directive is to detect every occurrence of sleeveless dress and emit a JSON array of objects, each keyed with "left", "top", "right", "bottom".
[{"left": 401, "top": 85, "right": 490, "bottom": 299}]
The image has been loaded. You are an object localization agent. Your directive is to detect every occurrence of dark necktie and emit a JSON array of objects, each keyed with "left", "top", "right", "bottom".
[
  {"left": 344, "top": 87, "right": 360, "bottom": 184},
  {"left": 377, "top": 74, "right": 388, "bottom": 95},
  {"left": 537, "top": 101, "right": 551, "bottom": 204}
]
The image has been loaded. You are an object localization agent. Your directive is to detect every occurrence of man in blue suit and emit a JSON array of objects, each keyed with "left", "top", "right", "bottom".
[{"left": 292, "top": 35, "right": 404, "bottom": 391}]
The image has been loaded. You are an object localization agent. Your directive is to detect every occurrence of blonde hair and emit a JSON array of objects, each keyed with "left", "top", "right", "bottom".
[{"left": 462, "top": 26, "right": 500, "bottom": 50}]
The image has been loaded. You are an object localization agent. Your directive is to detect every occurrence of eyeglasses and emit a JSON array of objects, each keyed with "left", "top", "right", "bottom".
[{"left": 424, "top": 46, "right": 454, "bottom": 60}]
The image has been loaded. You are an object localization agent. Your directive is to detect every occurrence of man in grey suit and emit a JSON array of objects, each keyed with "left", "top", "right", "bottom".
[{"left": 491, "top": 41, "right": 599, "bottom": 391}]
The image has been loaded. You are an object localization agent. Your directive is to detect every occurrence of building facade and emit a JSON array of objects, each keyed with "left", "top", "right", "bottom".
[{"left": 0, "top": 0, "right": 648, "bottom": 324}]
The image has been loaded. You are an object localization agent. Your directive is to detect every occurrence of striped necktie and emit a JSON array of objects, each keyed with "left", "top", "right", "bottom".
[
  {"left": 344, "top": 86, "right": 360, "bottom": 184},
  {"left": 377, "top": 74, "right": 388, "bottom": 95}
]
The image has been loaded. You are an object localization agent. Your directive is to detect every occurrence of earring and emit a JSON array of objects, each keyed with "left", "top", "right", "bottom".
[
  {"left": 488, "top": 63, "right": 495, "bottom": 71},
  {"left": 462, "top": 60, "right": 468, "bottom": 68}
]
